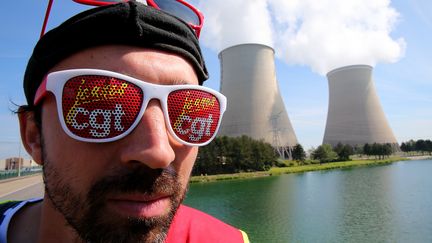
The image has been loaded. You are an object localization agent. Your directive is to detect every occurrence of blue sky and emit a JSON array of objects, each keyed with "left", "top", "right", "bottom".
[{"left": 1, "top": 0, "right": 431, "bottom": 159}]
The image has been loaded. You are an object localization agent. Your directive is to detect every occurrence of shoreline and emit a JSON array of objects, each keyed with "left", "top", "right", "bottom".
[
  {"left": 190, "top": 156, "right": 431, "bottom": 183},
  {"left": 402, "top": 155, "right": 432, "bottom": 160}
]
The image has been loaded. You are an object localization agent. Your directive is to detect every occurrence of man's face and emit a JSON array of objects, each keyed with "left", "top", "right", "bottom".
[{"left": 39, "top": 45, "right": 199, "bottom": 242}]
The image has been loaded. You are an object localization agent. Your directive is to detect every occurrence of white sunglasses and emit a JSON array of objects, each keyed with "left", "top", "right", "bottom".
[{"left": 34, "top": 69, "right": 226, "bottom": 146}]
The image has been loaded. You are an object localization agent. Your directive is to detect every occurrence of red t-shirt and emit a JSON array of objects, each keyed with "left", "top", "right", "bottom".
[{"left": 165, "top": 205, "right": 249, "bottom": 243}]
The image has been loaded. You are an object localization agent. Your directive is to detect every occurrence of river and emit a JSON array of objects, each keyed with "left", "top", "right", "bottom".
[{"left": 184, "top": 159, "right": 432, "bottom": 242}]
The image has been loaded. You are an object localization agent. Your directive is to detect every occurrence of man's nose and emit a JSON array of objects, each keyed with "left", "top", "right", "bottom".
[{"left": 119, "top": 99, "right": 176, "bottom": 169}]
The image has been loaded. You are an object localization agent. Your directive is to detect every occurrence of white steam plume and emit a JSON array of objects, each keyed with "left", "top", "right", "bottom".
[
  {"left": 194, "top": 0, "right": 406, "bottom": 75},
  {"left": 195, "top": 0, "right": 274, "bottom": 51}
]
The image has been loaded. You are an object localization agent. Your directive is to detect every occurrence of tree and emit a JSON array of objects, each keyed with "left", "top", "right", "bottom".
[
  {"left": 400, "top": 142, "right": 408, "bottom": 153},
  {"left": 416, "top": 139, "right": 426, "bottom": 154},
  {"left": 353, "top": 144, "right": 363, "bottom": 155},
  {"left": 292, "top": 144, "right": 306, "bottom": 163},
  {"left": 194, "top": 135, "right": 278, "bottom": 175},
  {"left": 340, "top": 144, "right": 354, "bottom": 161},
  {"left": 363, "top": 143, "right": 371, "bottom": 157},
  {"left": 425, "top": 140, "right": 432, "bottom": 155},
  {"left": 333, "top": 142, "right": 344, "bottom": 158},
  {"left": 371, "top": 143, "right": 383, "bottom": 159},
  {"left": 363, "top": 143, "right": 394, "bottom": 160},
  {"left": 400, "top": 139, "right": 432, "bottom": 155},
  {"left": 251, "top": 139, "right": 278, "bottom": 170},
  {"left": 307, "top": 147, "right": 316, "bottom": 160},
  {"left": 406, "top": 140, "right": 416, "bottom": 154},
  {"left": 383, "top": 143, "right": 393, "bottom": 158},
  {"left": 312, "top": 144, "right": 338, "bottom": 163},
  {"left": 333, "top": 143, "right": 354, "bottom": 161}
]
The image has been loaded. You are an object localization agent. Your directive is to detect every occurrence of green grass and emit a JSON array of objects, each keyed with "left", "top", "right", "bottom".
[
  {"left": 190, "top": 171, "right": 270, "bottom": 183},
  {"left": 269, "top": 157, "right": 407, "bottom": 176},
  {"left": 190, "top": 157, "right": 408, "bottom": 183}
]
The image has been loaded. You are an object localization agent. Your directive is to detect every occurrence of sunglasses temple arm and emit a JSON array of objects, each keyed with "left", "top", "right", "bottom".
[{"left": 40, "top": 0, "right": 54, "bottom": 38}]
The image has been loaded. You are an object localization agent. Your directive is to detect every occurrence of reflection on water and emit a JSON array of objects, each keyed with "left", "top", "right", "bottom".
[
  {"left": 338, "top": 165, "right": 396, "bottom": 242},
  {"left": 184, "top": 160, "right": 432, "bottom": 242}
]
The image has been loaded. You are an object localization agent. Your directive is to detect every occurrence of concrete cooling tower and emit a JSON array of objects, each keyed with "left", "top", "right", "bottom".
[
  {"left": 218, "top": 44, "right": 298, "bottom": 156},
  {"left": 323, "top": 65, "right": 398, "bottom": 147}
]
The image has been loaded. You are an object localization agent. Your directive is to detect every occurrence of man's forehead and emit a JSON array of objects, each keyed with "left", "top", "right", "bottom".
[{"left": 49, "top": 45, "right": 199, "bottom": 85}]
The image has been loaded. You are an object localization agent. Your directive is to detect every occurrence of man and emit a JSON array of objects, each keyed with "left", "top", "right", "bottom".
[{"left": 1, "top": 2, "right": 249, "bottom": 242}]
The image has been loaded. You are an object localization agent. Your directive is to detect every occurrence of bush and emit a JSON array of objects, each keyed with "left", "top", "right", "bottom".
[
  {"left": 275, "top": 160, "right": 287, "bottom": 167},
  {"left": 311, "top": 144, "right": 338, "bottom": 163}
]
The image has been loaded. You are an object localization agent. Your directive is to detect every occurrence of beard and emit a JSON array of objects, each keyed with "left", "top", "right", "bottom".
[{"left": 42, "top": 146, "right": 187, "bottom": 243}]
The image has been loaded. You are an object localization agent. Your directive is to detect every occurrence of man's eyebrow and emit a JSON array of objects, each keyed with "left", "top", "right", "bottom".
[{"left": 172, "top": 79, "right": 192, "bottom": 85}]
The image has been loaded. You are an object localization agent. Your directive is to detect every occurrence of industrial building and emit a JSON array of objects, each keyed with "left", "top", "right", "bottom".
[
  {"left": 323, "top": 65, "right": 398, "bottom": 147},
  {"left": 217, "top": 44, "right": 298, "bottom": 157}
]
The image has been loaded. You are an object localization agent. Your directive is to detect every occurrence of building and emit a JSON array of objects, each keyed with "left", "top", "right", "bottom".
[
  {"left": 1, "top": 157, "right": 37, "bottom": 170},
  {"left": 217, "top": 44, "right": 298, "bottom": 157},
  {"left": 323, "top": 65, "right": 398, "bottom": 147},
  {"left": 5, "top": 157, "right": 24, "bottom": 170}
]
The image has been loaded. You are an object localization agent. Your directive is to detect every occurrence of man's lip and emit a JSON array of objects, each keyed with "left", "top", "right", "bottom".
[
  {"left": 108, "top": 193, "right": 170, "bottom": 202},
  {"left": 107, "top": 194, "right": 172, "bottom": 218}
]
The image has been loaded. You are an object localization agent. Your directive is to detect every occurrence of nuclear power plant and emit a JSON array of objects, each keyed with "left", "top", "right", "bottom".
[
  {"left": 217, "top": 44, "right": 298, "bottom": 157},
  {"left": 323, "top": 65, "right": 398, "bottom": 147}
]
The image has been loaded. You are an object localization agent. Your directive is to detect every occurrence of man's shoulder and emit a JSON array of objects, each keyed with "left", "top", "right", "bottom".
[
  {"left": 0, "top": 198, "right": 43, "bottom": 243},
  {"left": 0, "top": 201, "right": 22, "bottom": 213},
  {"left": 0, "top": 201, "right": 23, "bottom": 224},
  {"left": 165, "top": 205, "right": 249, "bottom": 243}
]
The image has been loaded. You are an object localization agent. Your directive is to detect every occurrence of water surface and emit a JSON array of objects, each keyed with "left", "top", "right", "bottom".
[{"left": 184, "top": 160, "right": 432, "bottom": 242}]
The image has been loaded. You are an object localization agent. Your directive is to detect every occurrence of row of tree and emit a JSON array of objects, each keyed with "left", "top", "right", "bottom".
[
  {"left": 400, "top": 139, "right": 432, "bottom": 155},
  {"left": 292, "top": 142, "right": 396, "bottom": 163},
  {"left": 292, "top": 143, "right": 354, "bottom": 163},
  {"left": 362, "top": 143, "right": 394, "bottom": 160},
  {"left": 194, "top": 135, "right": 278, "bottom": 176},
  {"left": 195, "top": 136, "right": 430, "bottom": 175}
]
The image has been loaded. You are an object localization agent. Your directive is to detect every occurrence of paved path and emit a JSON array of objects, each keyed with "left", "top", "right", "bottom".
[{"left": 0, "top": 174, "right": 44, "bottom": 201}]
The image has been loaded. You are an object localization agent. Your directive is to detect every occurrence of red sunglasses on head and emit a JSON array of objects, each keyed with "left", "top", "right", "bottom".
[{"left": 40, "top": 0, "right": 204, "bottom": 38}]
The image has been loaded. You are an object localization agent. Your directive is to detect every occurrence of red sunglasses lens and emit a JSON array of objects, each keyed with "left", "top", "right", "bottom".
[
  {"left": 62, "top": 76, "right": 143, "bottom": 140},
  {"left": 168, "top": 89, "right": 221, "bottom": 144},
  {"left": 152, "top": 0, "right": 201, "bottom": 26}
]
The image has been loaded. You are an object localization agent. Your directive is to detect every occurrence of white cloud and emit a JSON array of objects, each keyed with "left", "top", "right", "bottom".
[
  {"left": 196, "top": 0, "right": 273, "bottom": 51},
  {"left": 196, "top": 0, "right": 405, "bottom": 75}
]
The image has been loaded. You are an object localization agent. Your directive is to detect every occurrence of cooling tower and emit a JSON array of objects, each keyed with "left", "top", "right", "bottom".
[
  {"left": 323, "top": 65, "right": 398, "bottom": 147},
  {"left": 218, "top": 44, "right": 298, "bottom": 151}
]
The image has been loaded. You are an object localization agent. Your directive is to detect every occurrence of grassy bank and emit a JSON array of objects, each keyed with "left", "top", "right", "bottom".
[
  {"left": 269, "top": 157, "right": 407, "bottom": 176},
  {"left": 190, "top": 171, "right": 271, "bottom": 183},
  {"left": 190, "top": 157, "right": 408, "bottom": 183}
]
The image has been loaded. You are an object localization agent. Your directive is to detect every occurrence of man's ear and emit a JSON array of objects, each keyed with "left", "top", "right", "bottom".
[{"left": 18, "top": 109, "right": 43, "bottom": 165}]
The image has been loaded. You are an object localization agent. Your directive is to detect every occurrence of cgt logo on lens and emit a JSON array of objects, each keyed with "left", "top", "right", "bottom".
[
  {"left": 168, "top": 90, "right": 220, "bottom": 143},
  {"left": 62, "top": 76, "right": 220, "bottom": 143}
]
